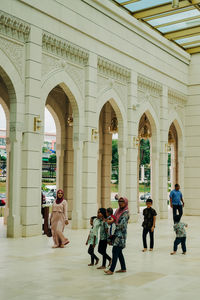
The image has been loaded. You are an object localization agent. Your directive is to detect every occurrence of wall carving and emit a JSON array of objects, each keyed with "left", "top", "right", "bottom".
[
  {"left": 0, "top": 11, "right": 30, "bottom": 42},
  {"left": 168, "top": 88, "right": 187, "bottom": 108},
  {"left": 42, "top": 31, "right": 89, "bottom": 66},
  {"left": 97, "top": 56, "right": 131, "bottom": 83},
  {"left": 0, "top": 36, "right": 24, "bottom": 79},
  {"left": 137, "top": 74, "right": 162, "bottom": 97},
  {"left": 42, "top": 53, "right": 84, "bottom": 96}
]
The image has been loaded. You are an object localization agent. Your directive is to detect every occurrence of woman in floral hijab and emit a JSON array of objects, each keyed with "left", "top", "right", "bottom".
[{"left": 105, "top": 197, "right": 129, "bottom": 275}]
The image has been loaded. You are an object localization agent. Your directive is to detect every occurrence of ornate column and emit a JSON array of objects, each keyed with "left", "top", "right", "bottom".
[
  {"left": 20, "top": 26, "right": 43, "bottom": 236},
  {"left": 126, "top": 70, "right": 138, "bottom": 222},
  {"left": 159, "top": 85, "right": 168, "bottom": 218},
  {"left": 7, "top": 124, "right": 23, "bottom": 237},
  {"left": 72, "top": 140, "right": 83, "bottom": 228},
  {"left": 82, "top": 52, "right": 98, "bottom": 228}
]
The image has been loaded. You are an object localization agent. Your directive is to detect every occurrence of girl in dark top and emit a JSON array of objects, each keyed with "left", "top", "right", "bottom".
[{"left": 142, "top": 198, "right": 157, "bottom": 252}]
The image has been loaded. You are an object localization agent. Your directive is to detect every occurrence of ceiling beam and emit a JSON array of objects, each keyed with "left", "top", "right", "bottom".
[
  {"left": 154, "top": 15, "right": 200, "bottom": 28},
  {"left": 164, "top": 25, "right": 200, "bottom": 39},
  {"left": 180, "top": 39, "right": 200, "bottom": 46},
  {"left": 186, "top": 45, "right": 200, "bottom": 53},
  {"left": 144, "top": 7, "right": 195, "bottom": 21},
  {"left": 120, "top": 0, "right": 141, "bottom": 5},
  {"left": 133, "top": 0, "right": 200, "bottom": 19}
]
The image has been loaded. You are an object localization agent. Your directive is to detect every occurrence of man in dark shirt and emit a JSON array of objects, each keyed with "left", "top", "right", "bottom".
[{"left": 142, "top": 198, "right": 157, "bottom": 252}]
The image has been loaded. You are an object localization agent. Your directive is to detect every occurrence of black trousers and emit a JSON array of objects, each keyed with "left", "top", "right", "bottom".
[
  {"left": 172, "top": 205, "right": 183, "bottom": 223},
  {"left": 98, "top": 239, "right": 111, "bottom": 267},
  {"left": 88, "top": 244, "right": 98, "bottom": 264},
  {"left": 142, "top": 228, "right": 154, "bottom": 249},
  {"left": 173, "top": 237, "right": 186, "bottom": 252},
  {"left": 109, "top": 246, "right": 126, "bottom": 272}
]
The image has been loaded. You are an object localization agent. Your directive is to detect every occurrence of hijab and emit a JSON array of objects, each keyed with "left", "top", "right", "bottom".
[
  {"left": 114, "top": 197, "right": 129, "bottom": 224},
  {"left": 56, "top": 189, "right": 64, "bottom": 204}
]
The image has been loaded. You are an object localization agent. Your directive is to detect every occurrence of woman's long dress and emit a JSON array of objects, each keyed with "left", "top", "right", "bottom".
[{"left": 50, "top": 199, "right": 69, "bottom": 246}]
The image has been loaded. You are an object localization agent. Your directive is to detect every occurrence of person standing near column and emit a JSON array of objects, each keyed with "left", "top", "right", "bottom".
[{"left": 170, "top": 184, "right": 184, "bottom": 223}]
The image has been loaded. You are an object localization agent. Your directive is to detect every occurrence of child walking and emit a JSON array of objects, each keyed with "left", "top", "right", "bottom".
[
  {"left": 106, "top": 207, "right": 116, "bottom": 245},
  {"left": 170, "top": 215, "right": 188, "bottom": 255},
  {"left": 86, "top": 216, "right": 99, "bottom": 266},
  {"left": 142, "top": 198, "right": 157, "bottom": 252}
]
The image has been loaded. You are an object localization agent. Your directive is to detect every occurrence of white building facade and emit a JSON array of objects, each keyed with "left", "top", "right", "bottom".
[{"left": 0, "top": 0, "right": 198, "bottom": 237}]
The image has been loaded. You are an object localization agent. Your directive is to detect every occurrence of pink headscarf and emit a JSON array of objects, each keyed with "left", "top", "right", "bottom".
[
  {"left": 56, "top": 189, "right": 64, "bottom": 204},
  {"left": 114, "top": 197, "right": 129, "bottom": 224}
]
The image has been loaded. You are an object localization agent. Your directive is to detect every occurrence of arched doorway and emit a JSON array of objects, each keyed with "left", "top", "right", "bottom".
[
  {"left": 44, "top": 85, "right": 74, "bottom": 219},
  {"left": 97, "top": 99, "right": 124, "bottom": 210},
  {"left": 168, "top": 122, "right": 180, "bottom": 193},
  {"left": 137, "top": 112, "right": 159, "bottom": 213},
  {"left": 137, "top": 113, "right": 152, "bottom": 212}
]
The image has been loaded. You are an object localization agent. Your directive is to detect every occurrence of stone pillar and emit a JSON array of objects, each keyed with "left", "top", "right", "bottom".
[
  {"left": 82, "top": 52, "right": 98, "bottom": 228},
  {"left": 20, "top": 26, "right": 42, "bottom": 236},
  {"left": 7, "top": 126, "right": 23, "bottom": 237},
  {"left": 159, "top": 85, "right": 168, "bottom": 218},
  {"left": 126, "top": 70, "right": 138, "bottom": 222},
  {"left": 118, "top": 145, "right": 126, "bottom": 197},
  {"left": 72, "top": 140, "right": 83, "bottom": 228},
  {"left": 101, "top": 104, "right": 112, "bottom": 208},
  {"left": 185, "top": 54, "right": 200, "bottom": 215},
  {"left": 151, "top": 142, "right": 160, "bottom": 214},
  {"left": 64, "top": 103, "right": 73, "bottom": 219},
  {"left": 4, "top": 135, "right": 10, "bottom": 225}
]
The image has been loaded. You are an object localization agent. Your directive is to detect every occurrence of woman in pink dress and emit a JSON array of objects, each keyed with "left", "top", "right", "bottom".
[{"left": 50, "top": 189, "right": 69, "bottom": 248}]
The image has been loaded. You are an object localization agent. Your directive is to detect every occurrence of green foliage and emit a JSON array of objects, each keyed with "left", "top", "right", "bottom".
[
  {"left": 48, "top": 154, "right": 56, "bottom": 163},
  {"left": 140, "top": 139, "right": 150, "bottom": 166},
  {"left": 0, "top": 155, "right": 6, "bottom": 161},
  {"left": 111, "top": 140, "right": 118, "bottom": 183}
]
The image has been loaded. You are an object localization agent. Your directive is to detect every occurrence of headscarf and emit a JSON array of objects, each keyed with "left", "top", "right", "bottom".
[
  {"left": 114, "top": 197, "right": 129, "bottom": 224},
  {"left": 56, "top": 189, "right": 64, "bottom": 204}
]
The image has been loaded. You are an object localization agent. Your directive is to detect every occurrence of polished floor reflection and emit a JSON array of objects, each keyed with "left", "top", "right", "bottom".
[{"left": 0, "top": 214, "right": 200, "bottom": 300}]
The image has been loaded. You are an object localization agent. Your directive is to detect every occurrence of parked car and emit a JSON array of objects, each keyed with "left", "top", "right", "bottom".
[
  {"left": 0, "top": 193, "right": 6, "bottom": 206},
  {"left": 44, "top": 191, "right": 55, "bottom": 205},
  {"left": 140, "top": 192, "right": 151, "bottom": 202},
  {"left": 41, "top": 192, "right": 46, "bottom": 205}
]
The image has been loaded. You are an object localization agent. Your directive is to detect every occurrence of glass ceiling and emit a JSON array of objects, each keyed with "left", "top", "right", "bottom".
[{"left": 112, "top": 0, "right": 200, "bottom": 54}]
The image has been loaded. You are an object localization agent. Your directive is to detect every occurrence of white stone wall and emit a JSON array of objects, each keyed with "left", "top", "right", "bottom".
[{"left": 0, "top": 0, "right": 193, "bottom": 237}]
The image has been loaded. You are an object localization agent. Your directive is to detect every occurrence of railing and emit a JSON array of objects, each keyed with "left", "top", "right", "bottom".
[
  {"left": 42, "top": 162, "right": 56, "bottom": 179},
  {"left": 0, "top": 161, "right": 6, "bottom": 178}
]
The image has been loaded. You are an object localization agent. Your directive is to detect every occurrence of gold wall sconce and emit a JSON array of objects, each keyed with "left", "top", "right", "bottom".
[
  {"left": 91, "top": 129, "right": 98, "bottom": 141},
  {"left": 34, "top": 116, "right": 42, "bottom": 132},
  {"left": 108, "top": 117, "right": 118, "bottom": 134},
  {"left": 165, "top": 143, "right": 171, "bottom": 153},
  {"left": 133, "top": 136, "right": 140, "bottom": 148},
  {"left": 67, "top": 116, "right": 73, "bottom": 127},
  {"left": 172, "top": 0, "right": 179, "bottom": 8}
]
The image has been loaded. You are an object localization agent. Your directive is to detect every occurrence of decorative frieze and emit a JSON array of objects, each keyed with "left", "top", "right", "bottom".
[
  {"left": 168, "top": 88, "right": 187, "bottom": 107},
  {"left": 0, "top": 11, "right": 30, "bottom": 42},
  {"left": 97, "top": 56, "right": 131, "bottom": 83},
  {"left": 137, "top": 74, "right": 162, "bottom": 97},
  {"left": 42, "top": 31, "right": 89, "bottom": 66},
  {"left": 0, "top": 36, "right": 24, "bottom": 78}
]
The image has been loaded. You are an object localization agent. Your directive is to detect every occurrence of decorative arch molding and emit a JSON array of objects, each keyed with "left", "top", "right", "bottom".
[
  {"left": 0, "top": 49, "right": 23, "bottom": 105},
  {"left": 96, "top": 88, "right": 127, "bottom": 143},
  {"left": 41, "top": 69, "right": 84, "bottom": 136},
  {"left": 168, "top": 111, "right": 184, "bottom": 142},
  {"left": 136, "top": 102, "right": 160, "bottom": 135}
]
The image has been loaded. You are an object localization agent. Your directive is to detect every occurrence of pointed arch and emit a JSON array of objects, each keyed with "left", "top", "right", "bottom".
[{"left": 41, "top": 69, "right": 83, "bottom": 135}]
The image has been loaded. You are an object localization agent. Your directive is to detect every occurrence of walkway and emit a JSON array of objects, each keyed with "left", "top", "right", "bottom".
[{"left": 0, "top": 214, "right": 200, "bottom": 300}]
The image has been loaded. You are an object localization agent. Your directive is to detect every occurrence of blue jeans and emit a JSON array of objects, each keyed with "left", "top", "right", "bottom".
[
  {"left": 173, "top": 237, "right": 186, "bottom": 252},
  {"left": 109, "top": 246, "right": 126, "bottom": 272},
  {"left": 172, "top": 205, "right": 183, "bottom": 223}
]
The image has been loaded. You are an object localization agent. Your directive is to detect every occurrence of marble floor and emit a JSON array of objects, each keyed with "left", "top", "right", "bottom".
[{"left": 0, "top": 213, "right": 200, "bottom": 300}]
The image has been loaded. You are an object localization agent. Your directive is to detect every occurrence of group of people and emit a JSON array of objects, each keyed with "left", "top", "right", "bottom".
[{"left": 49, "top": 183, "right": 188, "bottom": 275}]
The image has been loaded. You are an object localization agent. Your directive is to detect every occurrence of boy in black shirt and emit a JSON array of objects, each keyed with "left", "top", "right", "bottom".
[{"left": 142, "top": 199, "right": 157, "bottom": 252}]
